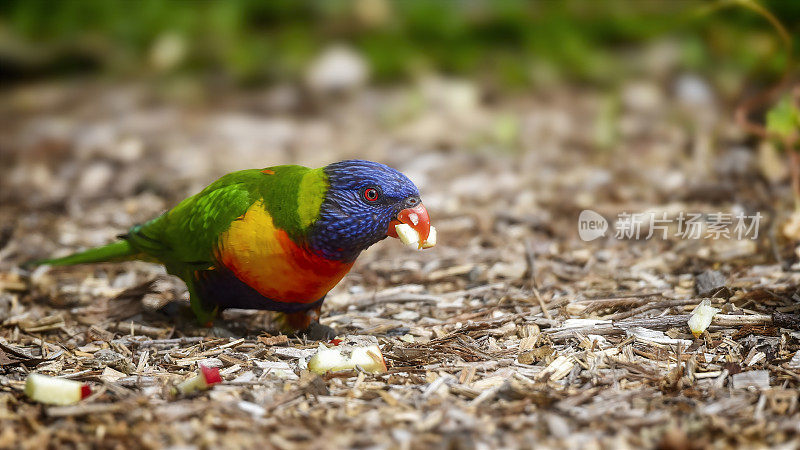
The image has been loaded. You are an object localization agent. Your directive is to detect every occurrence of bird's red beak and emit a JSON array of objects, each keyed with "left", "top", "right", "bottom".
[{"left": 387, "top": 203, "right": 431, "bottom": 243}]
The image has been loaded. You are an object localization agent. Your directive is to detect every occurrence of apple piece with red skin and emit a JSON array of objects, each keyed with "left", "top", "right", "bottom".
[
  {"left": 25, "top": 373, "right": 92, "bottom": 405},
  {"left": 201, "top": 365, "right": 222, "bottom": 385},
  {"left": 387, "top": 203, "right": 435, "bottom": 249},
  {"left": 173, "top": 365, "right": 223, "bottom": 395}
]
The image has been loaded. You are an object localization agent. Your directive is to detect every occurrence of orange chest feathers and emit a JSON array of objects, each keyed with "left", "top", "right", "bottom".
[{"left": 214, "top": 201, "right": 353, "bottom": 303}]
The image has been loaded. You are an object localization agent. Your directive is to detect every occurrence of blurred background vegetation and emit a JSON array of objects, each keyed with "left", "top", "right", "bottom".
[{"left": 1, "top": 0, "right": 797, "bottom": 93}]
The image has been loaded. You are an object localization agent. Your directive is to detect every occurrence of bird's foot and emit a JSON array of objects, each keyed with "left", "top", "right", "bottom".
[
  {"left": 302, "top": 322, "right": 338, "bottom": 341},
  {"left": 205, "top": 324, "right": 239, "bottom": 339},
  {"left": 275, "top": 307, "right": 335, "bottom": 340}
]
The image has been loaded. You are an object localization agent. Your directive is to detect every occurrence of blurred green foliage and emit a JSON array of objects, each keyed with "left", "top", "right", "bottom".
[
  {"left": 767, "top": 95, "right": 800, "bottom": 147},
  {"left": 0, "top": 0, "right": 797, "bottom": 87}
]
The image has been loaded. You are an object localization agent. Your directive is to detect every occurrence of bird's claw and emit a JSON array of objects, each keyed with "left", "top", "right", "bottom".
[{"left": 302, "top": 322, "right": 338, "bottom": 341}]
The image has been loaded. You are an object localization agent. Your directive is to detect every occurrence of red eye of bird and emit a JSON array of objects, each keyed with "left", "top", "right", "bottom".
[{"left": 363, "top": 188, "right": 379, "bottom": 202}]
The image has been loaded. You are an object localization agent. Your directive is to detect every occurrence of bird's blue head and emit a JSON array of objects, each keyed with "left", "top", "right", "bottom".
[{"left": 308, "top": 160, "right": 431, "bottom": 262}]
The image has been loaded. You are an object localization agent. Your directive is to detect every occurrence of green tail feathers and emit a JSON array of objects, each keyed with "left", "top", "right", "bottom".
[{"left": 32, "top": 240, "right": 139, "bottom": 266}]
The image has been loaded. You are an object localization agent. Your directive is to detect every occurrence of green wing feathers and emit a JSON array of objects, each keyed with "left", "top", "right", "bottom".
[{"left": 130, "top": 176, "right": 256, "bottom": 268}]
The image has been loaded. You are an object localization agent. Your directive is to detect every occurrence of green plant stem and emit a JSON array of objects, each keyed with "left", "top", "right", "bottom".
[
  {"left": 724, "top": 0, "right": 795, "bottom": 139},
  {"left": 790, "top": 149, "right": 800, "bottom": 211}
]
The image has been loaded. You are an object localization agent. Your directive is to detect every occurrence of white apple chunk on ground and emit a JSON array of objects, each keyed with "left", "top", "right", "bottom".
[
  {"left": 25, "top": 373, "right": 92, "bottom": 405},
  {"left": 172, "top": 365, "right": 223, "bottom": 395},
  {"left": 307, "top": 343, "right": 387, "bottom": 374},
  {"left": 688, "top": 299, "right": 720, "bottom": 338}
]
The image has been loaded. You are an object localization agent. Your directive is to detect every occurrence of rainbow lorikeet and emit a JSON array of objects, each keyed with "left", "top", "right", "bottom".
[{"left": 35, "top": 160, "right": 433, "bottom": 336}]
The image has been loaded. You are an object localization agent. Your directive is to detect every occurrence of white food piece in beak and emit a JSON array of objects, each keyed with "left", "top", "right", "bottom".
[
  {"left": 421, "top": 226, "right": 437, "bottom": 249},
  {"left": 307, "top": 343, "right": 387, "bottom": 374},
  {"left": 687, "top": 299, "right": 720, "bottom": 338},
  {"left": 395, "top": 224, "right": 436, "bottom": 250},
  {"left": 394, "top": 223, "right": 420, "bottom": 248},
  {"left": 25, "top": 373, "right": 89, "bottom": 405}
]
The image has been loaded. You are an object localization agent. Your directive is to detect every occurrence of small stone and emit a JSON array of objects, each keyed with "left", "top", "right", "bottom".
[
  {"left": 100, "top": 367, "right": 127, "bottom": 383},
  {"left": 393, "top": 310, "right": 420, "bottom": 321},
  {"left": 545, "top": 413, "right": 572, "bottom": 439},
  {"left": 306, "top": 46, "right": 368, "bottom": 94},
  {"left": 198, "top": 358, "right": 224, "bottom": 369},
  {"left": 76, "top": 162, "right": 114, "bottom": 196},
  {"left": 715, "top": 147, "right": 755, "bottom": 177},
  {"left": 788, "top": 351, "right": 800, "bottom": 369},
  {"left": 91, "top": 349, "right": 134, "bottom": 374},
  {"left": 731, "top": 370, "right": 769, "bottom": 389},
  {"left": 695, "top": 270, "right": 726, "bottom": 296},
  {"left": 675, "top": 73, "right": 714, "bottom": 107},
  {"left": 782, "top": 210, "right": 800, "bottom": 241},
  {"left": 517, "top": 346, "right": 553, "bottom": 365},
  {"left": 731, "top": 370, "right": 770, "bottom": 390},
  {"left": 253, "top": 360, "right": 297, "bottom": 380},
  {"left": 621, "top": 81, "right": 663, "bottom": 113}
]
